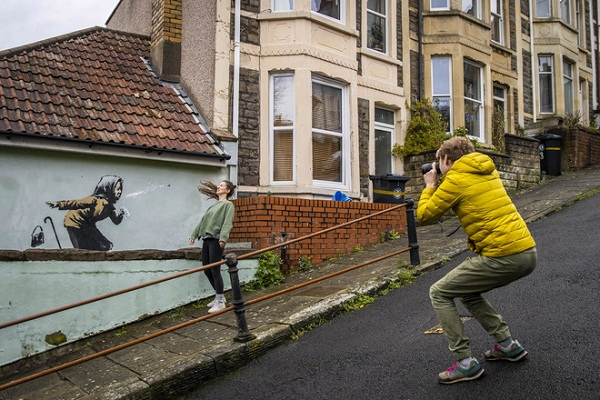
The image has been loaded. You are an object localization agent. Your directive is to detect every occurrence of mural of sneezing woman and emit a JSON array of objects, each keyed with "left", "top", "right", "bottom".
[{"left": 47, "top": 175, "right": 127, "bottom": 251}]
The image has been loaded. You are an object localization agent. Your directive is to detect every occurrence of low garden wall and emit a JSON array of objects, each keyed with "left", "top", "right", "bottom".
[
  {"left": 0, "top": 249, "right": 257, "bottom": 368},
  {"left": 561, "top": 127, "right": 600, "bottom": 171},
  {"left": 229, "top": 196, "right": 408, "bottom": 273}
]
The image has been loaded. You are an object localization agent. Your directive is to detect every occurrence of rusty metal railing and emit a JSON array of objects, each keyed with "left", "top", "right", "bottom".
[{"left": 0, "top": 200, "right": 419, "bottom": 391}]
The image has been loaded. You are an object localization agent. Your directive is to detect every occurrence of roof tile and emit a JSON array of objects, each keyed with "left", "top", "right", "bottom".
[{"left": 0, "top": 28, "right": 226, "bottom": 159}]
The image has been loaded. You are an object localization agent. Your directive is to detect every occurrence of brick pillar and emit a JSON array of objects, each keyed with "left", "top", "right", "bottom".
[{"left": 150, "top": 0, "right": 182, "bottom": 82}]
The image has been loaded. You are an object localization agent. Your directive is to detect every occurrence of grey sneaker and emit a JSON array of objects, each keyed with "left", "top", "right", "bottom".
[
  {"left": 438, "top": 359, "right": 484, "bottom": 385},
  {"left": 484, "top": 340, "right": 528, "bottom": 362}
]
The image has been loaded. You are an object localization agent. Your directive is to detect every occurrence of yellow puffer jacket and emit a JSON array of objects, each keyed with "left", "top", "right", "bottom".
[{"left": 417, "top": 152, "right": 535, "bottom": 257}]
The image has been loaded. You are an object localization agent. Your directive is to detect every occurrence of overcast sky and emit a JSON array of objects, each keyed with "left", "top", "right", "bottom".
[{"left": 0, "top": 0, "right": 122, "bottom": 51}]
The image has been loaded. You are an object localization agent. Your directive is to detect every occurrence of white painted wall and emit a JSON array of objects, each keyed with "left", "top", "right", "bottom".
[
  {"left": 1, "top": 147, "right": 231, "bottom": 251},
  {"left": 0, "top": 257, "right": 256, "bottom": 367},
  {"left": 0, "top": 145, "right": 258, "bottom": 367}
]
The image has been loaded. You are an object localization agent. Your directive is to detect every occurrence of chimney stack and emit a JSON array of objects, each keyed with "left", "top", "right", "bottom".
[{"left": 150, "top": 0, "right": 182, "bottom": 82}]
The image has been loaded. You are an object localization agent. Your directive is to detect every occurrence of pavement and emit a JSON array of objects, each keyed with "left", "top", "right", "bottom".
[{"left": 2, "top": 164, "right": 600, "bottom": 400}]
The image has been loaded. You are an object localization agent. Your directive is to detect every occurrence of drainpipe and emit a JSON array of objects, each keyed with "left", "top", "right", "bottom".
[
  {"left": 418, "top": 0, "right": 423, "bottom": 101},
  {"left": 232, "top": 0, "right": 241, "bottom": 137},
  {"left": 529, "top": 0, "right": 537, "bottom": 123},
  {"left": 590, "top": 0, "right": 597, "bottom": 110}
]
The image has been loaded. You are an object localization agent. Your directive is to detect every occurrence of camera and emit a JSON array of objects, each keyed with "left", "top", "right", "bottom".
[{"left": 421, "top": 161, "right": 441, "bottom": 175}]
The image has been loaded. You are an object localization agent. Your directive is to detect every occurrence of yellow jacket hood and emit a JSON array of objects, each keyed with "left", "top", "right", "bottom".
[{"left": 416, "top": 152, "right": 535, "bottom": 257}]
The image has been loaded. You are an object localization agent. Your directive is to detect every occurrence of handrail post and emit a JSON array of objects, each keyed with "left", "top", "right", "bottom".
[
  {"left": 225, "top": 253, "right": 256, "bottom": 343},
  {"left": 405, "top": 199, "right": 420, "bottom": 266}
]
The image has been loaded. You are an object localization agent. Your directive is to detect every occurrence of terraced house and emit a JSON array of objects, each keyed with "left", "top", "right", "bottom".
[
  {"left": 108, "top": 0, "right": 600, "bottom": 200},
  {"left": 2, "top": 0, "right": 600, "bottom": 368}
]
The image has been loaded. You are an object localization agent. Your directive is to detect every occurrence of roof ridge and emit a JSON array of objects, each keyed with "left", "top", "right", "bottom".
[{"left": 0, "top": 27, "right": 150, "bottom": 57}]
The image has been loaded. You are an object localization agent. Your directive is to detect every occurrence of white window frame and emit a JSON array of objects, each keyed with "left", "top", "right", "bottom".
[
  {"left": 576, "top": 0, "right": 581, "bottom": 45},
  {"left": 272, "top": 0, "right": 293, "bottom": 11},
  {"left": 311, "top": 0, "right": 345, "bottom": 23},
  {"left": 311, "top": 77, "right": 350, "bottom": 189},
  {"left": 491, "top": 0, "right": 504, "bottom": 45},
  {"left": 539, "top": 55, "right": 555, "bottom": 114},
  {"left": 270, "top": 73, "right": 296, "bottom": 184},
  {"left": 563, "top": 60, "right": 574, "bottom": 115},
  {"left": 560, "top": 0, "right": 571, "bottom": 25},
  {"left": 374, "top": 108, "right": 395, "bottom": 176},
  {"left": 463, "top": 60, "right": 484, "bottom": 141},
  {"left": 367, "top": 0, "right": 388, "bottom": 54},
  {"left": 430, "top": 0, "right": 449, "bottom": 10},
  {"left": 493, "top": 84, "right": 507, "bottom": 136},
  {"left": 536, "top": 0, "right": 551, "bottom": 18},
  {"left": 463, "top": 0, "right": 482, "bottom": 19},
  {"left": 431, "top": 56, "right": 453, "bottom": 133}
]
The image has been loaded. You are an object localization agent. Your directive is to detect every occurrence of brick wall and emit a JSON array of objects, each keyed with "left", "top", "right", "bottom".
[
  {"left": 403, "top": 134, "right": 541, "bottom": 200},
  {"left": 563, "top": 128, "right": 600, "bottom": 170},
  {"left": 228, "top": 196, "right": 407, "bottom": 273}
]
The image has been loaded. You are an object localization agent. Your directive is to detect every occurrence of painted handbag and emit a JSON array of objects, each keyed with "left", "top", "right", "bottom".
[{"left": 31, "top": 225, "right": 45, "bottom": 247}]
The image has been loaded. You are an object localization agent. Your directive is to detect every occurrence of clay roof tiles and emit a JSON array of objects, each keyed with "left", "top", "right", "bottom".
[{"left": 0, "top": 28, "right": 227, "bottom": 159}]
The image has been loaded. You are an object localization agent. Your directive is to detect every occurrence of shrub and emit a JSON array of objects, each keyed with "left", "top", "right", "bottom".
[
  {"left": 244, "top": 251, "right": 285, "bottom": 291},
  {"left": 392, "top": 99, "right": 448, "bottom": 157}
]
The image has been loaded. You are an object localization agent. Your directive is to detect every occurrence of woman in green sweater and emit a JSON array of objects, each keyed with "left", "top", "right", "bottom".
[{"left": 189, "top": 180, "right": 236, "bottom": 313}]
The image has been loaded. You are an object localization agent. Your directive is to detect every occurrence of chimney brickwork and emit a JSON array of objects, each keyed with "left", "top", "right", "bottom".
[{"left": 150, "top": 0, "right": 182, "bottom": 82}]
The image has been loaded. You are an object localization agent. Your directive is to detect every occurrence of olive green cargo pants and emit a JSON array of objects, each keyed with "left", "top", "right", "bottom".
[{"left": 429, "top": 247, "right": 537, "bottom": 361}]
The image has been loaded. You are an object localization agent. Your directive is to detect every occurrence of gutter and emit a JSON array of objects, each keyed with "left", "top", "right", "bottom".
[
  {"left": 0, "top": 131, "right": 231, "bottom": 166},
  {"left": 590, "top": 0, "right": 598, "bottom": 110},
  {"left": 529, "top": 0, "right": 537, "bottom": 123},
  {"left": 418, "top": 0, "right": 423, "bottom": 101},
  {"left": 232, "top": 0, "right": 241, "bottom": 137}
]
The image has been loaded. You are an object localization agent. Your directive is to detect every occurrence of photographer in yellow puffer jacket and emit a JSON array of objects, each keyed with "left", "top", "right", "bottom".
[{"left": 417, "top": 136, "right": 537, "bottom": 385}]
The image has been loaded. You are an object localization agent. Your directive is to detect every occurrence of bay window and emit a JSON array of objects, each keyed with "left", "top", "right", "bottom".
[
  {"left": 491, "top": 0, "right": 504, "bottom": 44},
  {"left": 563, "top": 60, "right": 574, "bottom": 115},
  {"left": 270, "top": 74, "right": 296, "bottom": 183},
  {"left": 464, "top": 60, "right": 483, "bottom": 139},
  {"left": 536, "top": 0, "right": 551, "bottom": 18},
  {"left": 432, "top": 56, "right": 453, "bottom": 132},
  {"left": 312, "top": 0, "right": 343, "bottom": 21},
  {"left": 367, "top": 0, "right": 387, "bottom": 53},
  {"left": 431, "top": 0, "right": 449, "bottom": 10},
  {"left": 539, "top": 55, "right": 555, "bottom": 113},
  {"left": 560, "top": 0, "right": 571, "bottom": 24},
  {"left": 463, "top": 0, "right": 481, "bottom": 19},
  {"left": 312, "top": 78, "right": 348, "bottom": 186},
  {"left": 374, "top": 108, "right": 395, "bottom": 175},
  {"left": 272, "top": 0, "right": 293, "bottom": 11}
]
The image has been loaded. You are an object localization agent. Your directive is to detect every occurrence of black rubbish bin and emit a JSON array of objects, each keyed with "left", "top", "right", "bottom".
[
  {"left": 537, "top": 134, "right": 562, "bottom": 176},
  {"left": 369, "top": 174, "right": 410, "bottom": 204}
]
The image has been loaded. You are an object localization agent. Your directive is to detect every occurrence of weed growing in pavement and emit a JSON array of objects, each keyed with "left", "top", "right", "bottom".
[
  {"left": 244, "top": 251, "right": 285, "bottom": 292},
  {"left": 353, "top": 245, "right": 363, "bottom": 253},
  {"left": 291, "top": 316, "right": 327, "bottom": 340},
  {"left": 397, "top": 269, "right": 415, "bottom": 285},
  {"left": 192, "top": 299, "right": 209, "bottom": 309},
  {"left": 388, "top": 229, "right": 400, "bottom": 239},
  {"left": 168, "top": 306, "right": 186, "bottom": 320},
  {"left": 298, "top": 256, "right": 314, "bottom": 272},
  {"left": 343, "top": 293, "right": 377, "bottom": 312},
  {"left": 115, "top": 327, "right": 128, "bottom": 337}
]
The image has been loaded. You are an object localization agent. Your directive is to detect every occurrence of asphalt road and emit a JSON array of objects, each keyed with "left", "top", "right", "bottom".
[{"left": 179, "top": 194, "right": 600, "bottom": 400}]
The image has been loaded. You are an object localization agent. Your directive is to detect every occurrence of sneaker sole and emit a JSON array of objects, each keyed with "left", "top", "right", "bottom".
[
  {"left": 485, "top": 350, "right": 528, "bottom": 362},
  {"left": 439, "top": 368, "right": 485, "bottom": 385}
]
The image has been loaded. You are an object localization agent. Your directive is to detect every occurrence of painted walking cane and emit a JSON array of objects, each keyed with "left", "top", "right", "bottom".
[{"left": 44, "top": 216, "right": 62, "bottom": 249}]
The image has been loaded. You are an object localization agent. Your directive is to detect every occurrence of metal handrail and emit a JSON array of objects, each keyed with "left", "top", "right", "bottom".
[
  {"left": 0, "top": 200, "right": 419, "bottom": 392},
  {"left": 0, "top": 202, "right": 409, "bottom": 330}
]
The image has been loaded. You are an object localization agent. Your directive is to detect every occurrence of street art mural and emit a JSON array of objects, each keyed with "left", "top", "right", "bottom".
[{"left": 43, "top": 175, "right": 130, "bottom": 251}]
